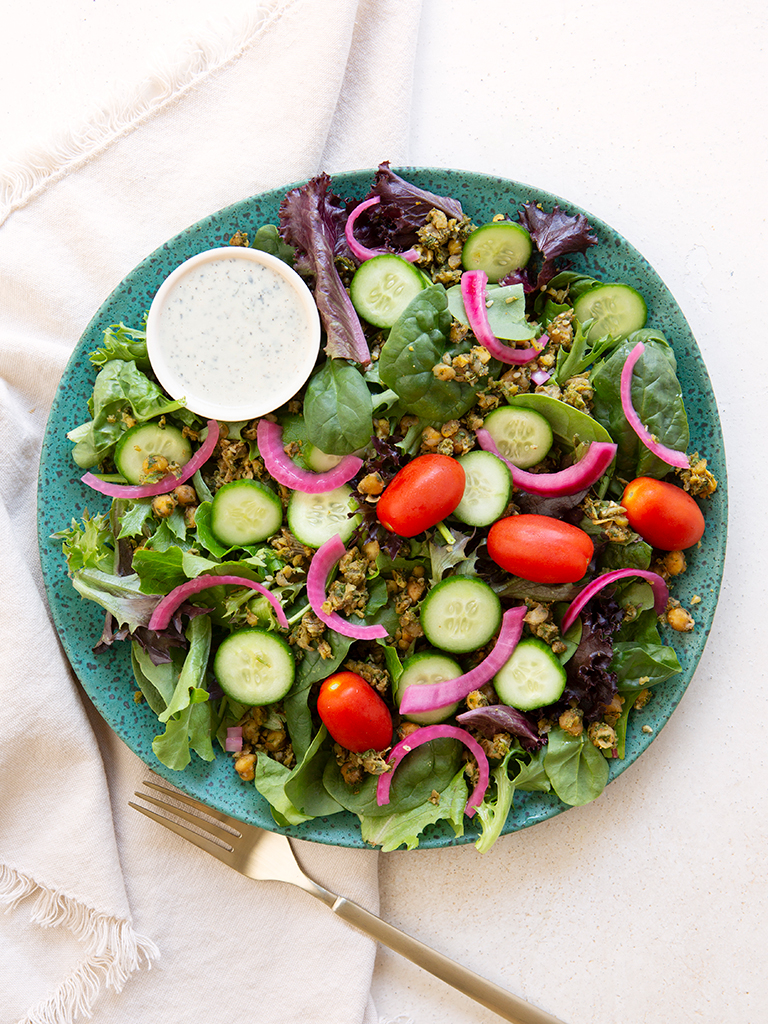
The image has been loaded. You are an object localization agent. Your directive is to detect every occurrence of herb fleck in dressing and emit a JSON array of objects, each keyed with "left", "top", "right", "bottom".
[{"left": 147, "top": 249, "right": 320, "bottom": 419}]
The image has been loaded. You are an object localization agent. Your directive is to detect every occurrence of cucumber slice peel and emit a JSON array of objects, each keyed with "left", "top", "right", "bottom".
[
  {"left": 573, "top": 283, "right": 647, "bottom": 342},
  {"left": 462, "top": 222, "right": 533, "bottom": 282},
  {"left": 452, "top": 450, "right": 511, "bottom": 527},
  {"left": 114, "top": 422, "right": 192, "bottom": 484},
  {"left": 210, "top": 479, "right": 283, "bottom": 547},
  {"left": 287, "top": 485, "right": 360, "bottom": 548},
  {"left": 482, "top": 406, "right": 553, "bottom": 469},
  {"left": 350, "top": 254, "right": 427, "bottom": 329},
  {"left": 493, "top": 637, "right": 567, "bottom": 711},
  {"left": 420, "top": 577, "right": 502, "bottom": 654},
  {"left": 213, "top": 628, "right": 295, "bottom": 705},
  {"left": 393, "top": 650, "right": 462, "bottom": 725}
]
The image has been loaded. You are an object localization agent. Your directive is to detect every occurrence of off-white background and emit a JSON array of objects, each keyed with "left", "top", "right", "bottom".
[{"left": 2, "top": 2, "right": 766, "bottom": 1023}]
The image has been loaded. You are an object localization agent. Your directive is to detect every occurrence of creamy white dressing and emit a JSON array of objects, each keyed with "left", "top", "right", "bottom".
[{"left": 147, "top": 248, "right": 321, "bottom": 420}]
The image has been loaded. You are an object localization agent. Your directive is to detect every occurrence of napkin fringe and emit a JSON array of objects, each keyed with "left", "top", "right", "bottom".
[
  {"left": 0, "top": 0, "right": 297, "bottom": 226},
  {"left": 1, "top": 863, "right": 159, "bottom": 1024}
]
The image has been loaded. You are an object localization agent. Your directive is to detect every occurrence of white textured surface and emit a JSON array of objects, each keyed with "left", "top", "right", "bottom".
[{"left": 2, "top": 2, "right": 766, "bottom": 1023}]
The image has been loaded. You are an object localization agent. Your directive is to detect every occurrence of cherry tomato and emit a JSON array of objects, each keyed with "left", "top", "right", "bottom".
[
  {"left": 487, "top": 514, "right": 594, "bottom": 584},
  {"left": 621, "top": 477, "right": 705, "bottom": 551},
  {"left": 317, "top": 671, "right": 393, "bottom": 752},
  {"left": 376, "top": 453, "right": 465, "bottom": 537}
]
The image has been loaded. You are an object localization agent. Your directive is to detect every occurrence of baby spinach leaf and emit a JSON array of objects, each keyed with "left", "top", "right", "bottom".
[
  {"left": 506, "top": 392, "right": 614, "bottom": 449},
  {"left": 611, "top": 642, "right": 682, "bottom": 689},
  {"left": 323, "top": 737, "right": 463, "bottom": 817},
  {"left": 303, "top": 358, "right": 373, "bottom": 455},
  {"left": 591, "top": 331, "right": 689, "bottom": 481},
  {"left": 68, "top": 359, "right": 189, "bottom": 468},
  {"left": 358, "top": 766, "right": 467, "bottom": 852},
  {"left": 252, "top": 757, "right": 313, "bottom": 826},
  {"left": 446, "top": 281, "right": 537, "bottom": 341},
  {"left": 284, "top": 725, "right": 343, "bottom": 817},
  {"left": 543, "top": 727, "right": 609, "bottom": 806},
  {"left": 378, "top": 286, "right": 480, "bottom": 421}
]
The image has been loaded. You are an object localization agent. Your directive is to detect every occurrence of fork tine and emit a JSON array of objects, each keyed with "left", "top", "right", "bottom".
[
  {"left": 134, "top": 790, "right": 239, "bottom": 847},
  {"left": 129, "top": 799, "right": 238, "bottom": 867},
  {"left": 141, "top": 780, "right": 246, "bottom": 835}
]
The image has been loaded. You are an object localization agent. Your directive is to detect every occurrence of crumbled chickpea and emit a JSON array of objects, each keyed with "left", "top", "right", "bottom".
[
  {"left": 661, "top": 550, "right": 687, "bottom": 576},
  {"left": 358, "top": 472, "right": 385, "bottom": 496},
  {"left": 633, "top": 689, "right": 652, "bottom": 710},
  {"left": 398, "top": 721, "right": 422, "bottom": 741},
  {"left": 173, "top": 484, "right": 197, "bottom": 506},
  {"left": 142, "top": 454, "right": 170, "bottom": 477},
  {"left": 151, "top": 493, "right": 177, "bottom": 518},
  {"left": 422, "top": 426, "right": 442, "bottom": 448},
  {"left": 263, "top": 729, "right": 287, "bottom": 752},
  {"left": 234, "top": 753, "right": 257, "bottom": 781},
  {"left": 667, "top": 605, "right": 695, "bottom": 631},
  {"left": 588, "top": 722, "right": 617, "bottom": 750},
  {"left": 559, "top": 708, "right": 584, "bottom": 737},
  {"left": 340, "top": 762, "right": 364, "bottom": 785}
]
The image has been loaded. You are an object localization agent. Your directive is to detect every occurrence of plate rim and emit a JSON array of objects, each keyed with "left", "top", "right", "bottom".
[{"left": 37, "top": 165, "right": 729, "bottom": 849}]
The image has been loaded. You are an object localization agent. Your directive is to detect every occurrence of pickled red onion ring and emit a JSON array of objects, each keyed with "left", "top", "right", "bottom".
[
  {"left": 560, "top": 568, "right": 668, "bottom": 634},
  {"left": 148, "top": 574, "right": 288, "bottom": 631},
  {"left": 81, "top": 419, "right": 220, "bottom": 498},
  {"left": 620, "top": 342, "right": 689, "bottom": 469},
  {"left": 461, "top": 270, "right": 546, "bottom": 365},
  {"left": 376, "top": 724, "right": 490, "bottom": 817},
  {"left": 476, "top": 429, "right": 617, "bottom": 497},
  {"left": 256, "top": 419, "right": 363, "bottom": 494},
  {"left": 306, "top": 534, "right": 388, "bottom": 640},
  {"left": 398, "top": 606, "right": 526, "bottom": 715},
  {"left": 344, "top": 196, "right": 420, "bottom": 263}
]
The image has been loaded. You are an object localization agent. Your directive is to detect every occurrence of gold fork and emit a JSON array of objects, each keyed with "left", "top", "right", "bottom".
[{"left": 130, "top": 780, "right": 566, "bottom": 1024}]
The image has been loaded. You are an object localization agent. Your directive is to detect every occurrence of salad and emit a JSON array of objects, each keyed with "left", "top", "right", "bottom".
[{"left": 54, "top": 163, "right": 718, "bottom": 853}]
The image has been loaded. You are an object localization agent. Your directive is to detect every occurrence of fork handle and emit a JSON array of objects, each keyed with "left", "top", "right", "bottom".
[{"left": 329, "top": 896, "right": 566, "bottom": 1024}]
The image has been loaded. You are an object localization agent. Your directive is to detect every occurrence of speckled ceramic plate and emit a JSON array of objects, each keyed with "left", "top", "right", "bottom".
[{"left": 37, "top": 168, "right": 728, "bottom": 849}]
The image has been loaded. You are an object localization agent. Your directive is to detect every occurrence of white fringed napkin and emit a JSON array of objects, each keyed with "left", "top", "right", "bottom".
[{"left": 0, "top": 2, "right": 422, "bottom": 1021}]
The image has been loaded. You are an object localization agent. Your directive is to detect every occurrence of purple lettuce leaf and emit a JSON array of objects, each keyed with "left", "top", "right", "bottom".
[
  {"left": 457, "top": 705, "right": 545, "bottom": 752},
  {"left": 560, "top": 597, "right": 624, "bottom": 722},
  {"left": 279, "top": 173, "right": 370, "bottom": 365},
  {"left": 368, "top": 161, "right": 465, "bottom": 249},
  {"left": 515, "top": 202, "right": 599, "bottom": 291}
]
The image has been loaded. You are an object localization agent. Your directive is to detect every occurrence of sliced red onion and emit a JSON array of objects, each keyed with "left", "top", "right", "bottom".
[
  {"left": 376, "top": 724, "right": 490, "bottom": 816},
  {"left": 306, "top": 534, "right": 389, "bottom": 640},
  {"left": 256, "top": 419, "right": 363, "bottom": 494},
  {"left": 461, "top": 270, "right": 546, "bottom": 365},
  {"left": 399, "top": 606, "right": 526, "bottom": 715},
  {"left": 344, "top": 196, "right": 420, "bottom": 263},
  {"left": 225, "top": 727, "right": 243, "bottom": 752},
  {"left": 148, "top": 574, "right": 289, "bottom": 631},
  {"left": 620, "top": 342, "right": 689, "bottom": 469},
  {"left": 82, "top": 419, "right": 220, "bottom": 499},
  {"left": 560, "top": 568, "right": 669, "bottom": 634},
  {"left": 476, "top": 429, "right": 617, "bottom": 497},
  {"left": 531, "top": 368, "right": 552, "bottom": 386}
]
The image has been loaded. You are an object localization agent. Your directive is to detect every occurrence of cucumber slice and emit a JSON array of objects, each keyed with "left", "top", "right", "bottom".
[
  {"left": 461, "top": 222, "right": 533, "bottom": 283},
  {"left": 573, "top": 283, "right": 647, "bottom": 341},
  {"left": 482, "top": 406, "right": 553, "bottom": 469},
  {"left": 210, "top": 479, "right": 283, "bottom": 547},
  {"left": 420, "top": 577, "right": 502, "bottom": 654},
  {"left": 493, "top": 637, "right": 566, "bottom": 711},
  {"left": 304, "top": 444, "right": 344, "bottom": 472},
  {"left": 114, "top": 422, "right": 192, "bottom": 484},
  {"left": 349, "top": 254, "right": 427, "bottom": 329},
  {"left": 213, "top": 628, "right": 294, "bottom": 705},
  {"left": 452, "top": 451, "right": 511, "bottom": 527},
  {"left": 393, "top": 650, "right": 462, "bottom": 725},
  {"left": 287, "top": 485, "right": 360, "bottom": 548}
]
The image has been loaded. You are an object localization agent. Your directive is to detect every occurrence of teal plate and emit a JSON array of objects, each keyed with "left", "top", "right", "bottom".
[{"left": 37, "top": 168, "right": 728, "bottom": 849}]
